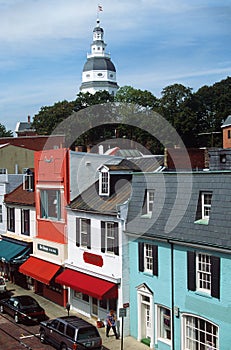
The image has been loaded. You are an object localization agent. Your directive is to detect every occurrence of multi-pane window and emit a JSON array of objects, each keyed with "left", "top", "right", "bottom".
[
  {"left": 100, "top": 171, "right": 109, "bottom": 196},
  {"left": 202, "top": 192, "right": 212, "bottom": 219},
  {"left": 76, "top": 218, "right": 91, "bottom": 249},
  {"left": 138, "top": 242, "right": 158, "bottom": 276},
  {"left": 183, "top": 315, "right": 219, "bottom": 350},
  {"left": 144, "top": 244, "right": 153, "bottom": 273},
  {"left": 7, "top": 207, "right": 15, "bottom": 232},
  {"left": 23, "top": 170, "right": 34, "bottom": 191},
  {"left": 101, "top": 221, "right": 119, "bottom": 255},
  {"left": 0, "top": 205, "right": 2, "bottom": 223},
  {"left": 21, "top": 209, "right": 30, "bottom": 236},
  {"left": 147, "top": 190, "right": 154, "bottom": 214},
  {"left": 187, "top": 251, "right": 220, "bottom": 299},
  {"left": 40, "top": 189, "right": 61, "bottom": 221},
  {"left": 197, "top": 253, "right": 211, "bottom": 293},
  {"left": 142, "top": 190, "right": 154, "bottom": 216},
  {"left": 106, "top": 222, "right": 116, "bottom": 254},
  {"left": 158, "top": 306, "right": 171, "bottom": 342}
]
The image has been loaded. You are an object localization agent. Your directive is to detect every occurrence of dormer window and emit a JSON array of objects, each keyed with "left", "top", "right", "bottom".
[
  {"left": 142, "top": 189, "right": 154, "bottom": 217},
  {"left": 23, "top": 169, "right": 34, "bottom": 192},
  {"left": 202, "top": 192, "right": 212, "bottom": 219},
  {"left": 99, "top": 169, "right": 110, "bottom": 196},
  {"left": 195, "top": 191, "right": 212, "bottom": 224}
]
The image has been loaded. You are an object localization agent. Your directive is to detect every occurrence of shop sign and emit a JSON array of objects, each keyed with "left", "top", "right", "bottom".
[{"left": 37, "top": 244, "right": 58, "bottom": 255}]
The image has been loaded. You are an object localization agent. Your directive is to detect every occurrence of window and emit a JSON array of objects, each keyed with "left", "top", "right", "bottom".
[
  {"left": 74, "top": 291, "right": 89, "bottom": 302},
  {"left": 101, "top": 221, "right": 119, "bottom": 255},
  {"left": 202, "top": 192, "right": 212, "bottom": 219},
  {"left": 40, "top": 189, "right": 61, "bottom": 221},
  {"left": 195, "top": 191, "right": 212, "bottom": 224},
  {"left": 228, "top": 130, "right": 231, "bottom": 139},
  {"left": 76, "top": 218, "right": 91, "bottom": 249},
  {"left": 158, "top": 306, "right": 171, "bottom": 342},
  {"left": 144, "top": 244, "right": 153, "bottom": 273},
  {"left": 142, "top": 190, "right": 154, "bottom": 216},
  {"left": 66, "top": 325, "right": 75, "bottom": 340},
  {"left": 138, "top": 242, "right": 158, "bottom": 276},
  {"left": 7, "top": 207, "right": 15, "bottom": 232},
  {"left": 0, "top": 205, "right": 2, "bottom": 223},
  {"left": 197, "top": 253, "right": 211, "bottom": 293},
  {"left": 23, "top": 170, "right": 34, "bottom": 191},
  {"left": 99, "top": 170, "right": 110, "bottom": 196},
  {"left": 182, "top": 314, "right": 219, "bottom": 350},
  {"left": 21, "top": 209, "right": 30, "bottom": 236},
  {"left": 187, "top": 251, "right": 220, "bottom": 298}
]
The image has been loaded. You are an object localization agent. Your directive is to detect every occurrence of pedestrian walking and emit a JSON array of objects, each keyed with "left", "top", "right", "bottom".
[{"left": 106, "top": 309, "right": 119, "bottom": 339}]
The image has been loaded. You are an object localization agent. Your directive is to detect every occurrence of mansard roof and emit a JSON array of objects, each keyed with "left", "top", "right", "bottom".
[{"left": 126, "top": 171, "right": 231, "bottom": 250}]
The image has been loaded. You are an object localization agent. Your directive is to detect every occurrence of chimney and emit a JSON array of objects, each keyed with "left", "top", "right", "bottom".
[{"left": 28, "top": 115, "right": 31, "bottom": 123}]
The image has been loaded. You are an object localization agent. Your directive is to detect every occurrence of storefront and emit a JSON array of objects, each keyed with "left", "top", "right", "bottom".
[
  {"left": 19, "top": 256, "right": 66, "bottom": 306},
  {"left": 56, "top": 268, "right": 118, "bottom": 321},
  {"left": 0, "top": 237, "right": 32, "bottom": 287}
]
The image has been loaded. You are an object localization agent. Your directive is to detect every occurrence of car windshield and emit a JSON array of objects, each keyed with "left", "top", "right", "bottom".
[
  {"left": 77, "top": 327, "right": 99, "bottom": 340},
  {"left": 19, "top": 297, "right": 39, "bottom": 308}
]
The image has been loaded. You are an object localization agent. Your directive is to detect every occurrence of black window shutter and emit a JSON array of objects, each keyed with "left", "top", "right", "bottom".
[
  {"left": 187, "top": 251, "right": 196, "bottom": 291},
  {"left": 138, "top": 242, "right": 144, "bottom": 272},
  {"left": 152, "top": 245, "right": 158, "bottom": 276},
  {"left": 101, "top": 221, "right": 105, "bottom": 253},
  {"left": 114, "top": 223, "right": 119, "bottom": 256},
  {"left": 76, "top": 218, "right": 80, "bottom": 247},
  {"left": 87, "top": 219, "right": 91, "bottom": 249},
  {"left": 211, "top": 256, "right": 220, "bottom": 299}
]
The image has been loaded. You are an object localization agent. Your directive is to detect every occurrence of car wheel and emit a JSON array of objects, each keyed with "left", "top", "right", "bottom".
[
  {"left": 40, "top": 330, "right": 46, "bottom": 344},
  {"left": 14, "top": 313, "right": 20, "bottom": 323},
  {"left": 60, "top": 344, "right": 67, "bottom": 350},
  {"left": 0, "top": 305, "right": 4, "bottom": 313}
]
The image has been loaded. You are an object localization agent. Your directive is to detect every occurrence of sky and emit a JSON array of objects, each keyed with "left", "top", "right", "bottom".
[{"left": 0, "top": 0, "right": 230, "bottom": 133}]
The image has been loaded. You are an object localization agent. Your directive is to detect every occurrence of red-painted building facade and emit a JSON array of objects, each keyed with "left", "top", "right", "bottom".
[{"left": 20, "top": 148, "right": 70, "bottom": 306}]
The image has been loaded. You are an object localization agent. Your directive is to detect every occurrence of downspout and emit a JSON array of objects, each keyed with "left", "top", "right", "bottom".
[{"left": 170, "top": 241, "right": 175, "bottom": 350}]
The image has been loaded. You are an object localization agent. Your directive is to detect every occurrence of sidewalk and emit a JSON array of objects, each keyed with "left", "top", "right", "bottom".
[{"left": 5, "top": 282, "right": 149, "bottom": 350}]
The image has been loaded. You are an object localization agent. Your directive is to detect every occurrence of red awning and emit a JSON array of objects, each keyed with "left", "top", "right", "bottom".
[
  {"left": 19, "top": 256, "right": 61, "bottom": 285},
  {"left": 55, "top": 269, "right": 118, "bottom": 300}
]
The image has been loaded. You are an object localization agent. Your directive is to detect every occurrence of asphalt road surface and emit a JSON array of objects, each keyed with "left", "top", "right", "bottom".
[{"left": 0, "top": 314, "right": 110, "bottom": 350}]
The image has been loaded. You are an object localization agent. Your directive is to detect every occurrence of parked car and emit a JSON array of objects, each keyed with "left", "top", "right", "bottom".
[
  {"left": 39, "top": 316, "right": 102, "bottom": 350},
  {"left": 0, "top": 295, "right": 45, "bottom": 323},
  {"left": 0, "top": 276, "right": 6, "bottom": 294}
]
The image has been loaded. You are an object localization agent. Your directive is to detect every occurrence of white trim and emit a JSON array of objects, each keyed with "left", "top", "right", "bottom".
[{"left": 136, "top": 284, "right": 154, "bottom": 348}]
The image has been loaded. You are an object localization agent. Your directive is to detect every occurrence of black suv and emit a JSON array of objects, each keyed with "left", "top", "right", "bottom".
[{"left": 39, "top": 316, "right": 102, "bottom": 350}]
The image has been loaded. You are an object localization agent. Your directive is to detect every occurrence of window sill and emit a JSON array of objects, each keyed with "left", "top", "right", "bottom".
[
  {"left": 141, "top": 213, "right": 152, "bottom": 219},
  {"left": 157, "top": 338, "right": 171, "bottom": 346},
  {"left": 195, "top": 290, "right": 212, "bottom": 299},
  {"left": 194, "top": 218, "right": 209, "bottom": 225}
]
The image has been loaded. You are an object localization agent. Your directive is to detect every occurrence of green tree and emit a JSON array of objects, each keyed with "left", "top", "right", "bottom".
[
  {"left": 0, "top": 123, "right": 13, "bottom": 137},
  {"left": 32, "top": 100, "right": 76, "bottom": 135},
  {"left": 158, "top": 83, "right": 200, "bottom": 147}
]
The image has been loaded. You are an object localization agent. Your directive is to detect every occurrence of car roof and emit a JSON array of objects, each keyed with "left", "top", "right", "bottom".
[
  {"left": 55, "top": 316, "right": 96, "bottom": 328},
  {"left": 12, "top": 295, "right": 37, "bottom": 302}
]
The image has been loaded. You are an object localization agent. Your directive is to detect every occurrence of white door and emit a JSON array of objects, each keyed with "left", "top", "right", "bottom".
[{"left": 141, "top": 295, "right": 152, "bottom": 340}]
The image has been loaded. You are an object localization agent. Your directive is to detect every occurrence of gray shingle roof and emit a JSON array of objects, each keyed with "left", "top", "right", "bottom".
[
  {"left": 126, "top": 171, "right": 231, "bottom": 250},
  {"left": 221, "top": 115, "right": 231, "bottom": 128}
]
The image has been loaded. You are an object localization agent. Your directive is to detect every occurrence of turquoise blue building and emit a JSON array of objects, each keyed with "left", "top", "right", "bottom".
[{"left": 125, "top": 166, "right": 231, "bottom": 350}]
